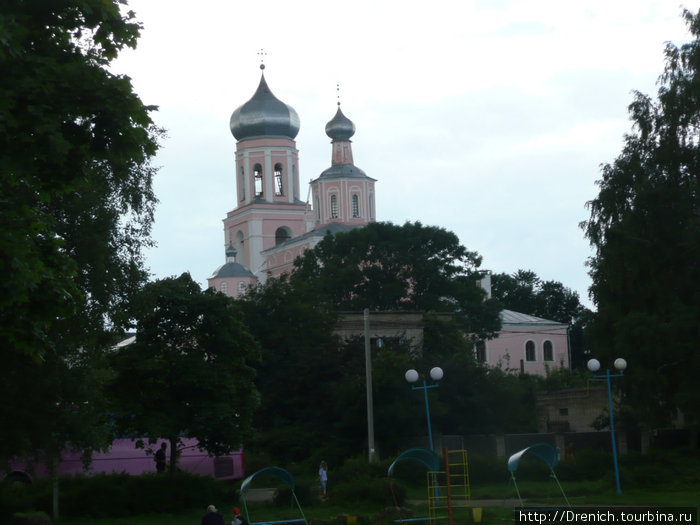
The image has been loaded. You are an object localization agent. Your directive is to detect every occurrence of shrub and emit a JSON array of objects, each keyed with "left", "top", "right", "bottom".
[
  {"left": 332, "top": 478, "right": 404, "bottom": 506},
  {"left": 466, "top": 453, "right": 510, "bottom": 484},
  {"left": 0, "top": 472, "right": 232, "bottom": 519},
  {"left": 274, "top": 480, "right": 315, "bottom": 507}
]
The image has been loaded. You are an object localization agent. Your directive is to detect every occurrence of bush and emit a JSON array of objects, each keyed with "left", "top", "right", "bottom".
[
  {"left": 332, "top": 478, "right": 405, "bottom": 506},
  {"left": 466, "top": 453, "right": 510, "bottom": 484},
  {"left": 0, "top": 472, "right": 233, "bottom": 519},
  {"left": 274, "top": 479, "right": 315, "bottom": 507},
  {"left": 554, "top": 449, "right": 614, "bottom": 482}
]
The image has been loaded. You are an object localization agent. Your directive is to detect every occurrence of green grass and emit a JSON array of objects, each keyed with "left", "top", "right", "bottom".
[{"left": 56, "top": 483, "right": 700, "bottom": 525}]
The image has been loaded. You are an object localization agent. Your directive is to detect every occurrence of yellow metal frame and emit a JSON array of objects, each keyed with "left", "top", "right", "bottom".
[{"left": 426, "top": 450, "right": 471, "bottom": 525}]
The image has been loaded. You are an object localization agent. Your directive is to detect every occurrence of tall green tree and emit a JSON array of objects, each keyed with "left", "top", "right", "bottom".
[
  {"left": 581, "top": 9, "right": 700, "bottom": 429},
  {"left": 0, "top": 0, "right": 160, "bottom": 482},
  {"left": 109, "top": 274, "right": 260, "bottom": 472},
  {"left": 0, "top": 0, "right": 160, "bottom": 360},
  {"left": 491, "top": 270, "right": 591, "bottom": 368},
  {"left": 239, "top": 276, "right": 345, "bottom": 463},
  {"left": 291, "top": 221, "right": 502, "bottom": 339}
]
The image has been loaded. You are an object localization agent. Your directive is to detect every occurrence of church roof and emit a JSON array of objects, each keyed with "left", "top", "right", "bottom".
[
  {"left": 316, "top": 163, "right": 376, "bottom": 181},
  {"left": 262, "top": 222, "right": 360, "bottom": 253},
  {"left": 229, "top": 68, "right": 300, "bottom": 141},
  {"left": 208, "top": 262, "right": 256, "bottom": 279},
  {"left": 500, "top": 309, "right": 567, "bottom": 326}
]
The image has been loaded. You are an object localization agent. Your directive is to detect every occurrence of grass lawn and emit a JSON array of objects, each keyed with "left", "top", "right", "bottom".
[{"left": 57, "top": 482, "right": 699, "bottom": 525}]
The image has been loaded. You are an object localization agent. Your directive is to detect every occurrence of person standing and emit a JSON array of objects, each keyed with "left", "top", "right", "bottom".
[
  {"left": 318, "top": 460, "right": 328, "bottom": 499},
  {"left": 202, "top": 505, "right": 225, "bottom": 525},
  {"left": 232, "top": 507, "right": 249, "bottom": 525},
  {"left": 155, "top": 442, "right": 167, "bottom": 473}
]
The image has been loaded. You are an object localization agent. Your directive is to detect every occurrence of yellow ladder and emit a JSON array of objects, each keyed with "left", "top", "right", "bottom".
[{"left": 426, "top": 449, "right": 471, "bottom": 525}]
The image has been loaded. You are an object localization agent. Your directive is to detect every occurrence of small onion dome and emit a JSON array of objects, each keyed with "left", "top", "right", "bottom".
[
  {"left": 325, "top": 106, "right": 355, "bottom": 141},
  {"left": 225, "top": 243, "right": 237, "bottom": 261},
  {"left": 230, "top": 71, "right": 300, "bottom": 141}
]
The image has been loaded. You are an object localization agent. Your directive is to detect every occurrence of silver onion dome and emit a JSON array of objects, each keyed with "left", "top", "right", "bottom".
[
  {"left": 230, "top": 69, "right": 300, "bottom": 141},
  {"left": 325, "top": 106, "right": 355, "bottom": 141}
]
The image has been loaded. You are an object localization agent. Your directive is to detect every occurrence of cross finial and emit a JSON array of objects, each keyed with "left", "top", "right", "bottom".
[
  {"left": 258, "top": 48, "right": 267, "bottom": 70},
  {"left": 336, "top": 82, "right": 341, "bottom": 107}
]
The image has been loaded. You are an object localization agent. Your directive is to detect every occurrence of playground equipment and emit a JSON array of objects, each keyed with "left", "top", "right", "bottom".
[
  {"left": 239, "top": 466, "right": 308, "bottom": 525},
  {"left": 507, "top": 443, "right": 570, "bottom": 508},
  {"left": 388, "top": 447, "right": 471, "bottom": 525}
]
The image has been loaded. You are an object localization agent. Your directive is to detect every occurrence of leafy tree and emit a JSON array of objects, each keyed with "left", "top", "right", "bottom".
[
  {"left": 421, "top": 315, "right": 539, "bottom": 436},
  {"left": 491, "top": 270, "right": 586, "bottom": 325},
  {"left": 0, "top": 0, "right": 160, "bottom": 361},
  {"left": 0, "top": 0, "right": 160, "bottom": 501},
  {"left": 581, "top": 9, "right": 700, "bottom": 429},
  {"left": 491, "top": 270, "right": 591, "bottom": 369},
  {"left": 239, "top": 276, "right": 346, "bottom": 463},
  {"left": 291, "top": 221, "right": 502, "bottom": 339},
  {"left": 108, "top": 274, "right": 260, "bottom": 473}
]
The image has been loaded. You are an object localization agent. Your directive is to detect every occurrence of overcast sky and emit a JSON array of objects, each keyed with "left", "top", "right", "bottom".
[{"left": 112, "top": 0, "right": 697, "bottom": 310}]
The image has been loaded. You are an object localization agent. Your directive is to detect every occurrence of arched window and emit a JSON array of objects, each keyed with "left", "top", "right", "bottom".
[
  {"left": 369, "top": 195, "right": 374, "bottom": 220},
  {"left": 274, "top": 163, "right": 284, "bottom": 196},
  {"left": 543, "top": 340, "right": 554, "bottom": 362},
  {"left": 525, "top": 340, "right": 536, "bottom": 362},
  {"left": 275, "top": 226, "right": 291, "bottom": 246},
  {"left": 221, "top": 282, "right": 228, "bottom": 295},
  {"left": 315, "top": 196, "right": 320, "bottom": 220},
  {"left": 330, "top": 194, "right": 338, "bottom": 219},
  {"left": 352, "top": 194, "right": 360, "bottom": 218},
  {"left": 237, "top": 282, "right": 246, "bottom": 295},
  {"left": 239, "top": 166, "right": 245, "bottom": 201},
  {"left": 475, "top": 341, "right": 487, "bottom": 364},
  {"left": 253, "top": 164, "right": 263, "bottom": 197}
]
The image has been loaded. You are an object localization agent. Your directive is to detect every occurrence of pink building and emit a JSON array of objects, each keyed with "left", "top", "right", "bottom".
[
  {"left": 208, "top": 65, "right": 375, "bottom": 295},
  {"left": 476, "top": 309, "right": 570, "bottom": 374}
]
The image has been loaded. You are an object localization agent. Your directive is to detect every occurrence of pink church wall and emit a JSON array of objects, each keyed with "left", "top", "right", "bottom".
[
  {"left": 482, "top": 325, "right": 569, "bottom": 375},
  {"left": 313, "top": 180, "right": 375, "bottom": 226},
  {"left": 207, "top": 276, "right": 254, "bottom": 299},
  {"left": 265, "top": 242, "right": 312, "bottom": 277}
]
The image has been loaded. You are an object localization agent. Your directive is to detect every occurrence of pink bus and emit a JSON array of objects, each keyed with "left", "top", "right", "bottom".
[{"left": 4, "top": 438, "right": 244, "bottom": 483}]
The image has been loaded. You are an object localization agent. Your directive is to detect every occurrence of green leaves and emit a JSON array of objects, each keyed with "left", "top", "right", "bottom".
[
  {"left": 290, "top": 221, "right": 500, "bottom": 339},
  {"left": 0, "top": 0, "right": 160, "bottom": 479},
  {"left": 110, "top": 274, "right": 260, "bottom": 459},
  {"left": 581, "top": 9, "right": 700, "bottom": 428}
]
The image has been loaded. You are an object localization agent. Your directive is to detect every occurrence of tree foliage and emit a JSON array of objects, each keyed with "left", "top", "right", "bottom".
[
  {"left": 0, "top": 0, "right": 160, "bottom": 359},
  {"left": 109, "top": 274, "right": 260, "bottom": 470},
  {"left": 491, "top": 270, "right": 586, "bottom": 324},
  {"left": 0, "top": 0, "right": 160, "bottom": 467},
  {"left": 239, "top": 276, "right": 347, "bottom": 463},
  {"left": 291, "top": 221, "right": 502, "bottom": 339},
  {"left": 239, "top": 230, "right": 538, "bottom": 464},
  {"left": 581, "top": 9, "right": 700, "bottom": 428}
]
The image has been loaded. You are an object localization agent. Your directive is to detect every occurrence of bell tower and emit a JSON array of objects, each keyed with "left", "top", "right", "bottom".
[
  {"left": 222, "top": 63, "right": 310, "bottom": 280},
  {"left": 310, "top": 99, "right": 376, "bottom": 227}
]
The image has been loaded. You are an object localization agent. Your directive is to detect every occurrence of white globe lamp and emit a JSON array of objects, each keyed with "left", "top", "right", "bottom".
[
  {"left": 430, "top": 367, "right": 444, "bottom": 381},
  {"left": 405, "top": 369, "right": 419, "bottom": 383},
  {"left": 587, "top": 359, "right": 601, "bottom": 372},
  {"left": 614, "top": 358, "right": 627, "bottom": 371}
]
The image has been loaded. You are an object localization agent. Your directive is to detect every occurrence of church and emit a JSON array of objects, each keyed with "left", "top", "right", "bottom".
[
  {"left": 208, "top": 64, "right": 376, "bottom": 297},
  {"left": 207, "top": 65, "right": 570, "bottom": 376}
]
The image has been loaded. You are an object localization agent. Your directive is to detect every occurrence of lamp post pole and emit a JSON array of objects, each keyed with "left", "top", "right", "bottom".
[
  {"left": 364, "top": 308, "right": 377, "bottom": 463},
  {"left": 587, "top": 357, "right": 627, "bottom": 495},
  {"left": 405, "top": 367, "right": 443, "bottom": 452}
]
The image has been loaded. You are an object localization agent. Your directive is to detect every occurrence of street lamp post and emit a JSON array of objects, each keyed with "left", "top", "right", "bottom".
[
  {"left": 587, "top": 357, "right": 627, "bottom": 495},
  {"left": 405, "top": 367, "right": 443, "bottom": 451}
]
